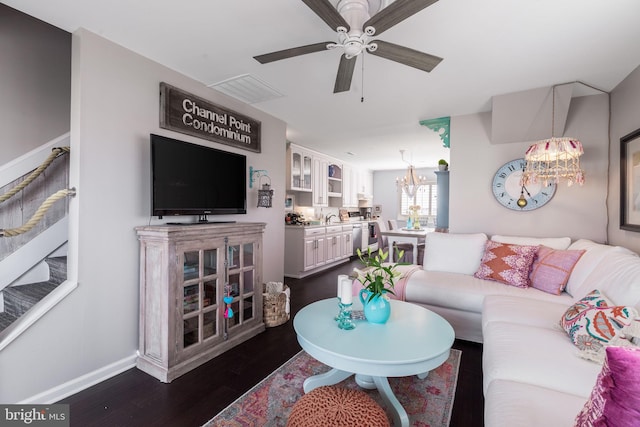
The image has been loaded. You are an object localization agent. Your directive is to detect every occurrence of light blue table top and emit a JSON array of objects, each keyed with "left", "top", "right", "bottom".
[{"left": 294, "top": 298, "right": 455, "bottom": 377}]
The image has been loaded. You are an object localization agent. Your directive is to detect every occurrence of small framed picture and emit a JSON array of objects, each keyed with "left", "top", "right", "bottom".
[
  {"left": 285, "top": 194, "right": 294, "bottom": 212},
  {"left": 620, "top": 127, "right": 640, "bottom": 231}
]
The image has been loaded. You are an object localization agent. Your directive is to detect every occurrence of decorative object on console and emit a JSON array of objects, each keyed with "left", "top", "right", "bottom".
[
  {"left": 574, "top": 346, "right": 640, "bottom": 426},
  {"left": 396, "top": 149, "right": 427, "bottom": 198},
  {"left": 492, "top": 158, "right": 556, "bottom": 211},
  {"left": 474, "top": 241, "right": 539, "bottom": 288},
  {"left": 521, "top": 83, "right": 585, "bottom": 187},
  {"left": 437, "top": 158, "right": 448, "bottom": 171},
  {"left": 559, "top": 289, "right": 640, "bottom": 359}
]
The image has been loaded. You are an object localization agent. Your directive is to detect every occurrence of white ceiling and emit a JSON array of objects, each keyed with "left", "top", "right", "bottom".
[{"left": 6, "top": 0, "right": 640, "bottom": 170}]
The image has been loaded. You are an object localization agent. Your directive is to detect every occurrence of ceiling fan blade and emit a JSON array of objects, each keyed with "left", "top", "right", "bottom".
[
  {"left": 254, "top": 42, "right": 332, "bottom": 64},
  {"left": 364, "top": 0, "right": 438, "bottom": 36},
  {"left": 334, "top": 54, "right": 357, "bottom": 93},
  {"left": 301, "top": 0, "right": 350, "bottom": 32},
  {"left": 368, "top": 40, "right": 442, "bottom": 72}
]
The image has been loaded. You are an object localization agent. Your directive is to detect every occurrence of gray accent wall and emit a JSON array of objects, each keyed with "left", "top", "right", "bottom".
[
  {"left": 608, "top": 64, "right": 640, "bottom": 251},
  {"left": 0, "top": 27, "right": 286, "bottom": 403},
  {"left": 0, "top": 4, "right": 71, "bottom": 164}
]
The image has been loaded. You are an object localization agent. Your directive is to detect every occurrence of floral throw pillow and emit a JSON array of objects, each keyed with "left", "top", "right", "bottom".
[
  {"left": 474, "top": 241, "right": 539, "bottom": 288},
  {"left": 560, "top": 289, "right": 639, "bottom": 353},
  {"left": 574, "top": 346, "right": 640, "bottom": 426},
  {"left": 529, "top": 246, "right": 586, "bottom": 295}
]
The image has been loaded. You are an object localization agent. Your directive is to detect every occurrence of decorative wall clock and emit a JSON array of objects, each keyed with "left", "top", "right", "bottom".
[{"left": 492, "top": 158, "right": 556, "bottom": 211}]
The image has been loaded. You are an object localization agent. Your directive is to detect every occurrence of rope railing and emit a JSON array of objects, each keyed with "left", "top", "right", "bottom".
[
  {"left": 0, "top": 146, "right": 74, "bottom": 238},
  {"left": 0, "top": 146, "right": 70, "bottom": 204},
  {"left": 0, "top": 188, "right": 76, "bottom": 237}
]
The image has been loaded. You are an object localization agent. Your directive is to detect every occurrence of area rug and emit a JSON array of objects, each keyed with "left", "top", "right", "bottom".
[{"left": 203, "top": 349, "right": 461, "bottom": 427}]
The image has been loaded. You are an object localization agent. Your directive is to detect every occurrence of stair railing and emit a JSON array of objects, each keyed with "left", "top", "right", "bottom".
[{"left": 0, "top": 146, "right": 76, "bottom": 238}]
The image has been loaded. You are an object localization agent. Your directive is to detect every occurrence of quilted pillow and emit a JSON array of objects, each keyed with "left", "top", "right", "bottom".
[
  {"left": 574, "top": 346, "right": 640, "bottom": 426},
  {"left": 530, "top": 246, "right": 586, "bottom": 295},
  {"left": 560, "top": 289, "right": 639, "bottom": 353},
  {"left": 474, "top": 241, "right": 539, "bottom": 288}
]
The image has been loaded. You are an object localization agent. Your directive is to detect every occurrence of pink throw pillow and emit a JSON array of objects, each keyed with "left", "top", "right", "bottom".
[
  {"left": 574, "top": 346, "right": 640, "bottom": 426},
  {"left": 474, "top": 241, "right": 539, "bottom": 288},
  {"left": 530, "top": 246, "right": 586, "bottom": 295}
]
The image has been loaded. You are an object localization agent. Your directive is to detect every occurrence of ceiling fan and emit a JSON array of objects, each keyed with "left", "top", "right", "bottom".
[{"left": 254, "top": 0, "right": 443, "bottom": 93}]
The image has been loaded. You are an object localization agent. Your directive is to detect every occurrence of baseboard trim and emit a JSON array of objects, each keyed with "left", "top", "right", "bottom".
[{"left": 19, "top": 353, "right": 137, "bottom": 404}]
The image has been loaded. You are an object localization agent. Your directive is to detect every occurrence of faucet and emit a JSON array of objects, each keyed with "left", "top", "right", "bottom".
[{"left": 325, "top": 214, "right": 337, "bottom": 224}]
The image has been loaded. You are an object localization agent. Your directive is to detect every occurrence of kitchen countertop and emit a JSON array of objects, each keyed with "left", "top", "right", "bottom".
[{"left": 285, "top": 220, "right": 370, "bottom": 228}]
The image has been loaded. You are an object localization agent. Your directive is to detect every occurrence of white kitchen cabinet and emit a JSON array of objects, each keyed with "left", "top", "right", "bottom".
[
  {"left": 285, "top": 225, "right": 352, "bottom": 278},
  {"left": 312, "top": 156, "right": 329, "bottom": 206},
  {"left": 342, "top": 224, "right": 354, "bottom": 258},
  {"left": 304, "top": 233, "right": 326, "bottom": 270},
  {"left": 325, "top": 225, "right": 343, "bottom": 263},
  {"left": 287, "top": 144, "right": 312, "bottom": 192},
  {"left": 341, "top": 164, "right": 358, "bottom": 208}
]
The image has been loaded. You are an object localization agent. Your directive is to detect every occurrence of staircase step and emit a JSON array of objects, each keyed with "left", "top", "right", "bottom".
[
  {"left": 3, "top": 282, "right": 59, "bottom": 318},
  {"left": 45, "top": 256, "right": 67, "bottom": 285},
  {"left": 0, "top": 312, "right": 18, "bottom": 332}
]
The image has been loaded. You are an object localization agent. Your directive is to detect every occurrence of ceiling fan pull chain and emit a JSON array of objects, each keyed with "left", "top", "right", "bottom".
[{"left": 361, "top": 53, "right": 365, "bottom": 103}]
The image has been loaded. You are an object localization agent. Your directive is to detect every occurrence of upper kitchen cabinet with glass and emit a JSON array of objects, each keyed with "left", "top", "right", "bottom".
[{"left": 287, "top": 143, "right": 312, "bottom": 192}]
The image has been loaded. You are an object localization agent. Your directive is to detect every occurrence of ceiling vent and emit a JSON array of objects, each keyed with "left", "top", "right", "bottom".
[{"left": 208, "top": 74, "right": 284, "bottom": 104}]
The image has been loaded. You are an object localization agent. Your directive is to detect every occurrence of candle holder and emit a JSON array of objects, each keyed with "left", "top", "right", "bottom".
[
  {"left": 337, "top": 302, "right": 356, "bottom": 330},
  {"left": 335, "top": 296, "right": 342, "bottom": 321}
]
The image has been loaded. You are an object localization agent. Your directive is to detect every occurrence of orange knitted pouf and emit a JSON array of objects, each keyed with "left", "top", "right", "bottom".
[{"left": 286, "top": 386, "right": 390, "bottom": 427}]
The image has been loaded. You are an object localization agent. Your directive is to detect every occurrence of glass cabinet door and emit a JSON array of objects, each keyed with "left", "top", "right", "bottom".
[
  {"left": 182, "top": 248, "right": 220, "bottom": 349},
  {"left": 302, "top": 154, "right": 312, "bottom": 190},
  {"left": 225, "top": 241, "right": 257, "bottom": 329}
]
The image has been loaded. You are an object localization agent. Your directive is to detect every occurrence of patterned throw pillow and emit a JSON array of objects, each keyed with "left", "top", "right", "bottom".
[
  {"left": 574, "top": 346, "right": 640, "bottom": 426},
  {"left": 530, "top": 246, "right": 586, "bottom": 295},
  {"left": 474, "top": 241, "right": 539, "bottom": 288},
  {"left": 560, "top": 289, "right": 638, "bottom": 353}
]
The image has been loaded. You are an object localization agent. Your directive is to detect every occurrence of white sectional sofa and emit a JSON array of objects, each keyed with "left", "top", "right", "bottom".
[{"left": 397, "top": 232, "right": 640, "bottom": 427}]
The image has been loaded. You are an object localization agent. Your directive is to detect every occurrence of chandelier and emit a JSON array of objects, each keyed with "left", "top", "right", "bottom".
[
  {"left": 396, "top": 150, "right": 427, "bottom": 198},
  {"left": 522, "top": 84, "right": 585, "bottom": 187}
]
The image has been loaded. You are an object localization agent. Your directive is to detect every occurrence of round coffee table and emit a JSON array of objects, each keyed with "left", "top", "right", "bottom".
[{"left": 293, "top": 298, "right": 455, "bottom": 427}]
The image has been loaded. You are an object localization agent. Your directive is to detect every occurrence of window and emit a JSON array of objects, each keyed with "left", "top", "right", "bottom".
[{"left": 399, "top": 182, "right": 437, "bottom": 225}]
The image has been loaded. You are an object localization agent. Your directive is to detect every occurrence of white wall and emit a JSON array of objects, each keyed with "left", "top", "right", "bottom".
[
  {"left": 608, "top": 64, "right": 640, "bottom": 253},
  {"left": 449, "top": 93, "right": 610, "bottom": 242},
  {"left": 0, "top": 4, "right": 71, "bottom": 165},
  {"left": 373, "top": 167, "right": 439, "bottom": 221},
  {"left": 0, "top": 28, "right": 286, "bottom": 403}
]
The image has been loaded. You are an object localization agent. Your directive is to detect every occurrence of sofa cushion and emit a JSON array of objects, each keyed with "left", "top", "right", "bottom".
[
  {"left": 491, "top": 234, "right": 571, "bottom": 250},
  {"left": 482, "top": 295, "right": 572, "bottom": 332},
  {"left": 530, "top": 246, "right": 585, "bottom": 295},
  {"left": 565, "top": 240, "right": 634, "bottom": 297},
  {"left": 482, "top": 321, "right": 602, "bottom": 397},
  {"left": 485, "top": 380, "right": 586, "bottom": 427},
  {"left": 574, "top": 346, "right": 640, "bottom": 426},
  {"left": 474, "top": 241, "right": 538, "bottom": 288},
  {"left": 569, "top": 250, "right": 640, "bottom": 311},
  {"left": 405, "top": 270, "right": 573, "bottom": 314},
  {"left": 423, "top": 232, "right": 487, "bottom": 275}
]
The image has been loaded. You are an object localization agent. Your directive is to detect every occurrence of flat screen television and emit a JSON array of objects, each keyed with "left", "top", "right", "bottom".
[{"left": 151, "top": 134, "right": 247, "bottom": 220}]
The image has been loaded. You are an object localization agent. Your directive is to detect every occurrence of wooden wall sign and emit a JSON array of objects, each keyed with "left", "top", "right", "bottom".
[{"left": 160, "top": 82, "right": 261, "bottom": 153}]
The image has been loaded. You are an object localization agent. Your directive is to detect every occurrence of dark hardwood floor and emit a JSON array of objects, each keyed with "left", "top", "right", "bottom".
[{"left": 61, "top": 259, "right": 484, "bottom": 426}]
